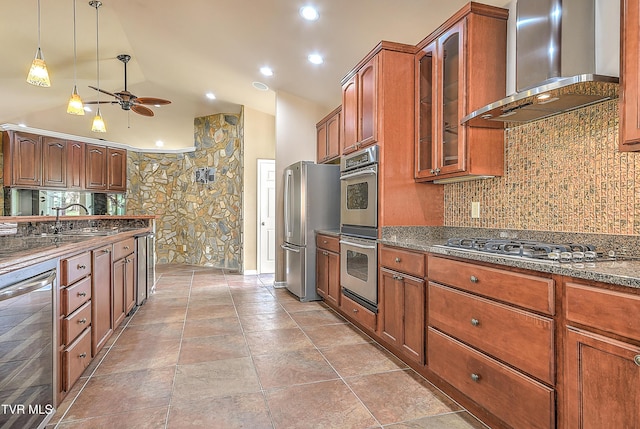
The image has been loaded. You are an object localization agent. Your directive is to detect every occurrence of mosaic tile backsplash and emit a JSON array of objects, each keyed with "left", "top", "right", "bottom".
[{"left": 445, "top": 100, "right": 639, "bottom": 236}]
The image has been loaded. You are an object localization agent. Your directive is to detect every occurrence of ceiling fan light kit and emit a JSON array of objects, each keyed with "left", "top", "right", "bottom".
[{"left": 26, "top": 0, "right": 51, "bottom": 87}]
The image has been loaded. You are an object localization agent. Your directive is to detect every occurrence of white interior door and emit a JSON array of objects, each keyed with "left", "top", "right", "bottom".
[{"left": 258, "top": 159, "right": 276, "bottom": 273}]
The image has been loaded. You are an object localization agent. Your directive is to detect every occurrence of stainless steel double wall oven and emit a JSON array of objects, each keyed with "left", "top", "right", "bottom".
[{"left": 339, "top": 145, "right": 379, "bottom": 312}]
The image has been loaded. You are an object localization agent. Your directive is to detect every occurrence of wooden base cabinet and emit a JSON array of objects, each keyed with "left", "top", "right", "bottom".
[
  {"left": 91, "top": 245, "right": 113, "bottom": 356},
  {"left": 316, "top": 234, "right": 340, "bottom": 307},
  {"left": 113, "top": 238, "right": 136, "bottom": 326},
  {"left": 565, "top": 328, "right": 640, "bottom": 429},
  {"left": 378, "top": 245, "right": 427, "bottom": 365}
]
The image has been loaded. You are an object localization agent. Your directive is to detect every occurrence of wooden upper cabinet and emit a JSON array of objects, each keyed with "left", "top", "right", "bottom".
[
  {"left": 620, "top": 0, "right": 640, "bottom": 151},
  {"left": 341, "top": 55, "right": 380, "bottom": 154},
  {"left": 342, "top": 75, "right": 359, "bottom": 154},
  {"left": 42, "top": 137, "right": 68, "bottom": 188},
  {"left": 67, "top": 141, "right": 85, "bottom": 189},
  {"left": 85, "top": 144, "right": 107, "bottom": 191},
  {"left": 3, "top": 131, "right": 42, "bottom": 188},
  {"left": 316, "top": 106, "right": 342, "bottom": 163},
  {"left": 107, "top": 147, "right": 127, "bottom": 192},
  {"left": 415, "top": 4, "right": 507, "bottom": 183}
]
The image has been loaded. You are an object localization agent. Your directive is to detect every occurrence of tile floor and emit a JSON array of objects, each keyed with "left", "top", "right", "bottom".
[{"left": 49, "top": 264, "right": 488, "bottom": 429}]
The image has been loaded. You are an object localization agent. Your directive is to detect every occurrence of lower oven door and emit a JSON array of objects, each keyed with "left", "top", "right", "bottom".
[
  {"left": 339, "top": 236, "right": 377, "bottom": 308},
  {"left": 340, "top": 164, "right": 378, "bottom": 230}
]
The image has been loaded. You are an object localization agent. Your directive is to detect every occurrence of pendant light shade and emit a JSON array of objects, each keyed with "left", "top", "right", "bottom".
[
  {"left": 67, "top": 0, "right": 84, "bottom": 115},
  {"left": 90, "top": 0, "right": 106, "bottom": 132},
  {"left": 92, "top": 108, "right": 107, "bottom": 132},
  {"left": 26, "top": 0, "right": 51, "bottom": 87}
]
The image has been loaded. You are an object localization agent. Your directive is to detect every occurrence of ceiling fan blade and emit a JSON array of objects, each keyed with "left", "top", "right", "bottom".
[
  {"left": 131, "top": 104, "right": 155, "bottom": 117},
  {"left": 84, "top": 100, "right": 119, "bottom": 105},
  {"left": 135, "top": 97, "right": 171, "bottom": 106},
  {"left": 88, "top": 85, "right": 119, "bottom": 99}
]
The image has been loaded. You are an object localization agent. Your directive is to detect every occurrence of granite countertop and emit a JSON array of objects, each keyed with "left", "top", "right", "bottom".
[
  {"left": 0, "top": 227, "right": 151, "bottom": 276},
  {"left": 379, "top": 236, "right": 640, "bottom": 290}
]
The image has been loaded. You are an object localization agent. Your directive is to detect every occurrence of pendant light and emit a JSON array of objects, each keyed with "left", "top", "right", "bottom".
[
  {"left": 90, "top": 0, "right": 106, "bottom": 132},
  {"left": 67, "top": 0, "right": 85, "bottom": 115},
  {"left": 26, "top": 0, "right": 51, "bottom": 87}
]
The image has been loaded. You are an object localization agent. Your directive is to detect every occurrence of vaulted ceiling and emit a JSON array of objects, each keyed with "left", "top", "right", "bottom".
[{"left": 1, "top": 0, "right": 509, "bottom": 149}]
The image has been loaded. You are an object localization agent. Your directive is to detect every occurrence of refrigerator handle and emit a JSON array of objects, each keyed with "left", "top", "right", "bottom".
[
  {"left": 280, "top": 243, "right": 301, "bottom": 253},
  {"left": 284, "top": 169, "right": 293, "bottom": 239}
]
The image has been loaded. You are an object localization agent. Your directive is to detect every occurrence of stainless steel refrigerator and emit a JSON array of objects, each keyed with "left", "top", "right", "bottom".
[{"left": 281, "top": 161, "right": 340, "bottom": 301}]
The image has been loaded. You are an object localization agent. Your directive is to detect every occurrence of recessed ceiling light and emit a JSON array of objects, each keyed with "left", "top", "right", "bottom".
[
  {"left": 260, "top": 66, "right": 274, "bottom": 77},
  {"left": 299, "top": 6, "right": 319, "bottom": 21},
  {"left": 252, "top": 81, "right": 269, "bottom": 91},
  {"left": 308, "top": 53, "right": 323, "bottom": 65},
  {"left": 155, "top": 140, "right": 164, "bottom": 147},
  {"left": 206, "top": 92, "right": 216, "bottom": 100}
]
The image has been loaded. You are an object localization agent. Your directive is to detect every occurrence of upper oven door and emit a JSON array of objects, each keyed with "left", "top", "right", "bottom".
[{"left": 340, "top": 163, "right": 378, "bottom": 229}]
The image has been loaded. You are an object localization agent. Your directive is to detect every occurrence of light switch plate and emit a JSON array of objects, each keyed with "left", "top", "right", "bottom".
[{"left": 471, "top": 202, "right": 480, "bottom": 218}]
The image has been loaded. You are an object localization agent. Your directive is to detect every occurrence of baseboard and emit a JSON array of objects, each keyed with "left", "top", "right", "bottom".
[{"left": 274, "top": 281, "right": 287, "bottom": 288}]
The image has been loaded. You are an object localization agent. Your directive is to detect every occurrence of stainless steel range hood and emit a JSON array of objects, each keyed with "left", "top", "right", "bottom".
[{"left": 462, "top": 0, "right": 619, "bottom": 127}]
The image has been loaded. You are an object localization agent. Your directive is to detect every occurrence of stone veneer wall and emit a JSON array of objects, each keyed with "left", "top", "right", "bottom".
[
  {"left": 445, "top": 100, "right": 639, "bottom": 235},
  {"left": 126, "top": 112, "right": 244, "bottom": 269}
]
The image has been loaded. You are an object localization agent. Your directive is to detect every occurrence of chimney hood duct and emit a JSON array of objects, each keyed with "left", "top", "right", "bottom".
[{"left": 462, "top": 0, "right": 619, "bottom": 127}]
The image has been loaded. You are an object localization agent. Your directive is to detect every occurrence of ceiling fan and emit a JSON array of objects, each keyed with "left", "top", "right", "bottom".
[{"left": 85, "top": 54, "right": 171, "bottom": 117}]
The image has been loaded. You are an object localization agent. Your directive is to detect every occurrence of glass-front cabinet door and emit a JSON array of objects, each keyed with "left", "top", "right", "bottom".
[{"left": 415, "top": 21, "right": 466, "bottom": 180}]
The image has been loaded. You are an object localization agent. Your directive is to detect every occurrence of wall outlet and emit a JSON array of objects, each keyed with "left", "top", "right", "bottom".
[
  {"left": 471, "top": 201, "right": 480, "bottom": 218},
  {"left": 205, "top": 246, "right": 211, "bottom": 253},
  {"left": 182, "top": 244, "right": 187, "bottom": 252}
]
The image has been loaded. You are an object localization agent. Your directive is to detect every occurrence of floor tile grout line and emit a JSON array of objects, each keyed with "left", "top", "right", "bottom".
[{"left": 163, "top": 269, "right": 194, "bottom": 429}]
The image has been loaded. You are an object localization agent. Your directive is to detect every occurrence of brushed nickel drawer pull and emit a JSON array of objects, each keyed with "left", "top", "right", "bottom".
[
  {"left": 77, "top": 292, "right": 87, "bottom": 297},
  {"left": 123, "top": 246, "right": 130, "bottom": 250},
  {"left": 393, "top": 275, "right": 403, "bottom": 280},
  {"left": 323, "top": 251, "right": 328, "bottom": 256},
  {"left": 77, "top": 264, "right": 86, "bottom": 270},
  {"left": 323, "top": 240, "right": 327, "bottom": 244},
  {"left": 470, "top": 373, "right": 480, "bottom": 382},
  {"left": 634, "top": 355, "right": 640, "bottom": 366},
  {"left": 102, "top": 248, "right": 111, "bottom": 254},
  {"left": 471, "top": 318, "right": 480, "bottom": 326},
  {"left": 395, "top": 257, "right": 401, "bottom": 263},
  {"left": 78, "top": 318, "right": 87, "bottom": 324},
  {"left": 470, "top": 275, "right": 479, "bottom": 283},
  {"left": 353, "top": 308, "right": 359, "bottom": 313},
  {"left": 79, "top": 352, "right": 87, "bottom": 358}
]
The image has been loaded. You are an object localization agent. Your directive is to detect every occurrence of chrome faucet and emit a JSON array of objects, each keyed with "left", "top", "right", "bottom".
[{"left": 52, "top": 203, "right": 90, "bottom": 233}]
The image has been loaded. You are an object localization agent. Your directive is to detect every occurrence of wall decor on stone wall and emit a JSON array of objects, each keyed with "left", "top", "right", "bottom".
[{"left": 126, "top": 112, "right": 244, "bottom": 269}]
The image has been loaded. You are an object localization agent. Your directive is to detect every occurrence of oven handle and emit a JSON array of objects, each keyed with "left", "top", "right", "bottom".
[
  {"left": 340, "top": 168, "right": 377, "bottom": 181},
  {"left": 339, "top": 239, "right": 377, "bottom": 250},
  {"left": 281, "top": 244, "right": 301, "bottom": 253},
  {"left": 0, "top": 270, "right": 56, "bottom": 302}
]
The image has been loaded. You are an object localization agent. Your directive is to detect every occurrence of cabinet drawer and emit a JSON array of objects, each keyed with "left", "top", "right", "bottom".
[
  {"left": 316, "top": 234, "right": 339, "bottom": 253},
  {"left": 428, "top": 328, "right": 555, "bottom": 429},
  {"left": 61, "top": 276, "right": 92, "bottom": 315},
  {"left": 341, "top": 293, "right": 376, "bottom": 332},
  {"left": 61, "top": 252, "right": 92, "bottom": 286},
  {"left": 113, "top": 238, "right": 135, "bottom": 261},
  {"left": 566, "top": 281, "right": 640, "bottom": 340},
  {"left": 428, "top": 255, "right": 554, "bottom": 314},
  {"left": 380, "top": 246, "right": 425, "bottom": 278},
  {"left": 62, "top": 301, "right": 91, "bottom": 345},
  {"left": 62, "top": 327, "right": 92, "bottom": 392},
  {"left": 429, "top": 283, "right": 554, "bottom": 384}
]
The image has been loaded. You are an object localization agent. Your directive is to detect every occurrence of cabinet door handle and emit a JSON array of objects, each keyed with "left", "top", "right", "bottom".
[
  {"left": 470, "top": 275, "right": 479, "bottom": 283},
  {"left": 102, "top": 248, "right": 111, "bottom": 254},
  {"left": 78, "top": 318, "right": 87, "bottom": 324},
  {"left": 77, "top": 291, "right": 87, "bottom": 297},
  {"left": 470, "top": 373, "right": 480, "bottom": 382},
  {"left": 634, "top": 355, "right": 640, "bottom": 366},
  {"left": 77, "top": 264, "right": 86, "bottom": 270},
  {"left": 395, "top": 257, "right": 401, "bottom": 263},
  {"left": 471, "top": 318, "right": 480, "bottom": 327},
  {"left": 79, "top": 352, "right": 87, "bottom": 359},
  {"left": 323, "top": 251, "right": 328, "bottom": 256}
]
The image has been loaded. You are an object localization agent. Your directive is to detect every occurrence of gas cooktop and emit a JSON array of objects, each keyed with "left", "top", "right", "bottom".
[{"left": 441, "top": 237, "right": 619, "bottom": 263}]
